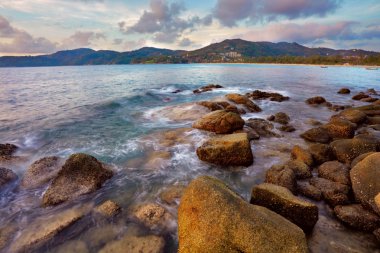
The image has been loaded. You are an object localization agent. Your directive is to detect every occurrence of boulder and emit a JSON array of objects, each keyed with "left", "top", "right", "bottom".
[
  {"left": 318, "top": 161, "right": 350, "bottom": 185},
  {"left": 310, "top": 177, "right": 350, "bottom": 206},
  {"left": 94, "top": 200, "right": 121, "bottom": 217},
  {"left": 284, "top": 160, "right": 312, "bottom": 179},
  {"left": 99, "top": 235, "right": 165, "bottom": 253},
  {"left": 351, "top": 152, "right": 376, "bottom": 168},
  {"left": 245, "top": 118, "right": 280, "bottom": 138},
  {"left": 300, "top": 127, "right": 331, "bottom": 144},
  {"left": 338, "top": 109, "right": 367, "bottom": 124},
  {"left": 350, "top": 153, "right": 380, "bottom": 214},
  {"left": 270, "top": 112, "right": 290, "bottom": 125},
  {"left": 9, "top": 206, "right": 87, "bottom": 253},
  {"left": 196, "top": 133, "right": 253, "bottom": 166},
  {"left": 234, "top": 128, "right": 260, "bottom": 141},
  {"left": 353, "top": 104, "right": 380, "bottom": 116},
  {"left": 352, "top": 92, "right": 370, "bottom": 100},
  {"left": 42, "top": 153, "right": 113, "bottom": 206},
  {"left": 159, "top": 184, "right": 185, "bottom": 205},
  {"left": 297, "top": 181, "right": 322, "bottom": 201},
  {"left": 361, "top": 97, "right": 378, "bottom": 103},
  {"left": 324, "top": 118, "right": 356, "bottom": 139},
  {"left": 367, "top": 116, "right": 380, "bottom": 125},
  {"left": 334, "top": 204, "right": 380, "bottom": 232},
  {"left": 130, "top": 203, "right": 172, "bottom": 230},
  {"left": 250, "top": 183, "right": 318, "bottom": 232},
  {"left": 308, "top": 143, "right": 334, "bottom": 164},
  {"left": 246, "top": 90, "right": 289, "bottom": 102},
  {"left": 277, "top": 125, "right": 296, "bottom": 132},
  {"left": 0, "top": 167, "right": 17, "bottom": 187},
  {"left": 225, "top": 93, "right": 262, "bottom": 112},
  {"left": 291, "top": 145, "right": 313, "bottom": 166},
  {"left": 192, "top": 110, "right": 245, "bottom": 134},
  {"left": 193, "top": 84, "right": 223, "bottom": 94},
  {"left": 21, "top": 156, "right": 63, "bottom": 189},
  {"left": 0, "top": 143, "right": 17, "bottom": 156},
  {"left": 178, "top": 176, "right": 308, "bottom": 253},
  {"left": 265, "top": 165, "right": 297, "bottom": 194},
  {"left": 338, "top": 88, "right": 350, "bottom": 94},
  {"left": 306, "top": 96, "right": 326, "bottom": 105},
  {"left": 330, "top": 137, "right": 378, "bottom": 164}
]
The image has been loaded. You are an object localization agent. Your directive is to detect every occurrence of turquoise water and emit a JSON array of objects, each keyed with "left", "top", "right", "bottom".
[{"left": 0, "top": 64, "right": 379, "bottom": 252}]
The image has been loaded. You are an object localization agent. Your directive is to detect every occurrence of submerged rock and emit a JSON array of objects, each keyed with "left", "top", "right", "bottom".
[
  {"left": 265, "top": 165, "right": 297, "bottom": 194},
  {"left": 352, "top": 92, "right": 370, "bottom": 100},
  {"left": 277, "top": 125, "right": 296, "bottom": 132},
  {"left": 94, "top": 200, "right": 121, "bottom": 217},
  {"left": 192, "top": 110, "right": 245, "bottom": 134},
  {"left": 334, "top": 204, "right": 380, "bottom": 232},
  {"left": 245, "top": 118, "right": 280, "bottom": 138},
  {"left": 338, "top": 88, "right": 351, "bottom": 94},
  {"left": 350, "top": 153, "right": 380, "bottom": 214},
  {"left": 178, "top": 176, "right": 308, "bottom": 253},
  {"left": 99, "top": 235, "right": 165, "bottom": 253},
  {"left": 318, "top": 161, "right": 350, "bottom": 185},
  {"left": 291, "top": 145, "right": 313, "bottom": 166},
  {"left": 330, "top": 137, "right": 378, "bottom": 164},
  {"left": 193, "top": 84, "right": 223, "bottom": 94},
  {"left": 251, "top": 183, "right": 318, "bottom": 232},
  {"left": 310, "top": 177, "right": 350, "bottom": 206},
  {"left": 246, "top": 90, "right": 289, "bottom": 102},
  {"left": 130, "top": 203, "right": 173, "bottom": 230},
  {"left": 225, "top": 93, "right": 262, "bottom": 112},
  {"left": 42, "top": 153, "right": 113, "bottom": 206},
  {"left": 0, "top": 143, "right": 18, "bottom": 156},
  {"left": 0, "top": 167, "right": 17, "bottom": 187},
  {"left": 300, "top": 127, "right": 331, "bottom": 144},
  {"left": 196, "top": 133, "right": 253, "bottom": 166},
  {"left": 269, "top": 112, "right": 290, "bottom": 125},
  {"left": 54, "top": 240, "right": 89, "bottom": 253},
  {"left": 159, "top": 184, "right": 185, "bottom": 205},
  {"left": 306, "top": 96, "right": 326, "bottom": 105},
  {"left": 308, "top": 143, "right": 334, "bottom": 164},
  {"left": 354, "top": 104, "right": 380, "bottom": 116},
  {"left": 21, "top": 156, "right": 62, "bottom": 189}
]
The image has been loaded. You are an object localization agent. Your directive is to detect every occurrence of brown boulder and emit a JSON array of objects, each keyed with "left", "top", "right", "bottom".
[
  {"left": 265, "top": 165, "right": 297, "bottom": 194},
  {"left": 277, "top": 125, "right": 296, "bottom": 132},
  {"left": 300, "top": 127, "right": 331, "bottom": 144},
  {"left": 0, "top": 167, "right": 17, "bottom": 187},
  {"left": 192, "top": 110, "right": 245, "bottom": 134},
  {"left": 193, "top": 84, "right": 223, "bottom": 94},
  {"left": 306, "top": 96, "right": 326, "bottom": 105},
  {"left": 338, "top": 88, "right": 350, "bottom": 94},
  {"left": 94, "top": 200, "right": 121, "bottom": 217},
  {"left": 178, "top": 176, "right": 308, "bottom": 253},
  {"left": 245, "top": 118, "right": 280, "bottom": 138},
  {"left": 130, "top": 203, "right": 172, "bottom": 230},
  {"left": 353, "top": 104, "right": 380, "bottom": 116},
  {"left": 196, "top": 133, "right": 253, "bottom": 166},
  {"left": 250, "top": 183, "right": 319, "bottom": 232},
  {"left": 310, "top": 177, "right": 350, "bottom": 206},
  {"left": 225, "top": 93, "right": 262, "bottom": 112},
  {"left": 318, "top": 161, "right": 350, "bottom": 185},
  {"left": 0, "top": 143, "right": 17, "bottom": 156},
  {"left": 246, "top": 90, "right": 289, "bottom": 102},
  {"left": 350, "top": 153, "right": 380, "bottom": 214},
  {"left": 324, "top": 118, "right": 356, "bottom": 139},
  {"left": 291, "top": 145, "right": 313, "bottom": 166},
  {"left": 330, "top": 137, "right": 378, "bottom": 164},
  {"left": 270, "top": 112, "right": 290, "bottom": 125},
  {"left": 42, "top": 153, "right": 113, "bottom": 206},
  {"left": 308, "top": 143, "right": 334, "bottom": 164},
  {"left": 352, "top": 92, "right": 370, "bottom": 100},
  {"left": 297, "top": 181, "right": 322, "bottom": 201},
  {"left": 338, "top": 109, "right": 367, "bottom": 124},
  {"left": 285, "top": 160, "right": 312, "bottom": 179},
  {"left": 334, "top": 204, "right": 380, "bottom": 232},
  {"left": 351, "top": 152, "right": 376, "bottom": 168}
]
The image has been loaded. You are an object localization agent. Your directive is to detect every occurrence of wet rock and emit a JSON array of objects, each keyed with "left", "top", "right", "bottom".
[
  {"left": 324, "top": 118, "right": 356, "bottom": 139},
  {"left": 193, "top": 84, "right": 223, "bottom": 94},
  {"left": 9, "top": 205, "right": 87, "bottom": 253},
  {"left": 82, "top": 224, "right": 125, "bottom": 249},
  {"left": 374, "top": 100, "right": 380, "bottom": 105},
  {"left": 278, "top": 125, "right": 296, "bottom": 132},
  {"left": 338, "top": 109, "right": 367, "bottom": 124},
  {"left": 305, "top": 119, "right": 323, "bottom": 126},
  {"left": 42, "top": 153, "right": 113, "bottom": 206},
  {"left": 55, "top": 240, "right": 89, "bottom": 253},
  {"left": 306, "top": 96, "right": 326, "bottom": 105},
  {"left": 130, "top": 203, "right": 172, "bottom": 230},
  {"left": 251, "top": 183, "right": 318, "bottom": 232},
  {"left": 21, "top": 156, "right": 62, "bottom": 189},
  {"left": 308, "top": 143, "right": 334, "bottom": 164},
  {"left": 297, "top": 181, "right": 322, "bottom": 201},
  {"left": 246, "top": 118, "right": 280, "bottom": 138},
  {"left": 178, "top": 176, "right": 308, "bottom": 253},
  {"left": 265, "top": 165, "right": 297, "bottom": 194},
  {"left": 159, "top": 184, "right": 185, "bottom": 205},
  {"left": 318, "top": 161, "right": 350, "bottom": 185},
  {"left": 270, "top": 112, "right": 290, "bottom": 125},
  {"left": 291, "top": 145, "right": 313, "bottom": 166},
  {"left": 0, "top": 225, "right": 16, "bottom": 251},
  {"left": 300, "top": 127, "right": 331, "bottom": 144},
  {"left": 192, "top": 110, "right": 245, "bottom": 134},
  {"left": 310, "top": 177, "right": 350, "bottom": 206},
  {"left": 225, "top": 93, "right": 262, "bottom": 112},
  {"left": 354, "top": 104, "right": 380, "bottom": 116},
  {"left": 374, "top": 228, "right": 380, "bottom": 242},
  {"left": 285, "top": 160, "right": 312, "bottom": 179},
  {"left": 0, "top": 167, "right": 17, "bottom": 187},
  {"left": 196, "top": 133, "right": 253, "bottom": 166},
  {"left": 94, "top": 200, "right": 121, "bottom": 217},
  {"left": 362, "top": 97, "right": 378, "bottom": 103},
  {"left": 338, "top": 88, "right": 351, "bottom": 94},
  {"left": 234, "top": 127, "right": 260, "bottom": 141},
  {"left": 350, "top": 153, "right": 380, "bottom": 214},
  {"left": 196, "top": 101, "right": 224, "bottom": 111},
  {"left": 351, "top": 152, "right": 376, "bottom": 168},
  {"left": 99, "top": 235, "right": 165, "bottom": 253},
  {"left": 367, "top": 116, "right": 380, "bottom": 125},
  {"left": 0, "top": 143, "right": 18, "bottom": 156},
  {"left": 352, "top": 92, "right": 370, "bottom": 100},
  {"left": 330, "top": 137, "right": 378, "bottom": 164},
  {"left": 334, "top": 204, "right": 380, "bottom": 232},
  {"left": 246, "top": 90, "right": 290, "bottom": 102}
]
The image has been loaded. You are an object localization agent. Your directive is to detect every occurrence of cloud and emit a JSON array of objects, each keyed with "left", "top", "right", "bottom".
[
  {"left": 60, "top": 31, "right": 106, "bottom": 49},
  {"left": 178, "top": 38, "right": 192, "bottom": 47},
  {"left": 120, "top": 0, "right": 212, "bottom": 43},
  {"left": 113, "top": 38, "right": 123, "bottom": 45},
  {"left": 214, "top": 0, "right": 342, "bottom": 26},
  {"left": 123, "top": 39, "right": 146, "bottom": 51},
  {"left": 0, "top": 15, "right": 57, "bottom": 54}
]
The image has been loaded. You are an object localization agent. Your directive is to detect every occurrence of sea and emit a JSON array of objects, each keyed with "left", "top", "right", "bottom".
[{"left": 0, "top": 64, "right": 379, "bottom": 252}]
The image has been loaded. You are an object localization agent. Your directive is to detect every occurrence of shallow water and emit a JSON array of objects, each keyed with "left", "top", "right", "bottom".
[{"left": 0, "top": 64, "right": 379, "bottom": 252}]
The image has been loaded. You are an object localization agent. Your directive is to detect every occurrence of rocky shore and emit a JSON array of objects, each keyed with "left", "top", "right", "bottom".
[{"left": 0, "top": 85, "right": 380, "bottom": 252}]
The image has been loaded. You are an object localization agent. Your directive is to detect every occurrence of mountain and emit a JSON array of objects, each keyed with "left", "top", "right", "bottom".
[{"left": 0, "top": 39, "right": 379, "bottom": 67}]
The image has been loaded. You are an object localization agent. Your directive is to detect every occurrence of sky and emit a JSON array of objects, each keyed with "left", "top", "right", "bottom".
[{"left": 0, "top": 0, "right": 379, "bottom": 56}]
